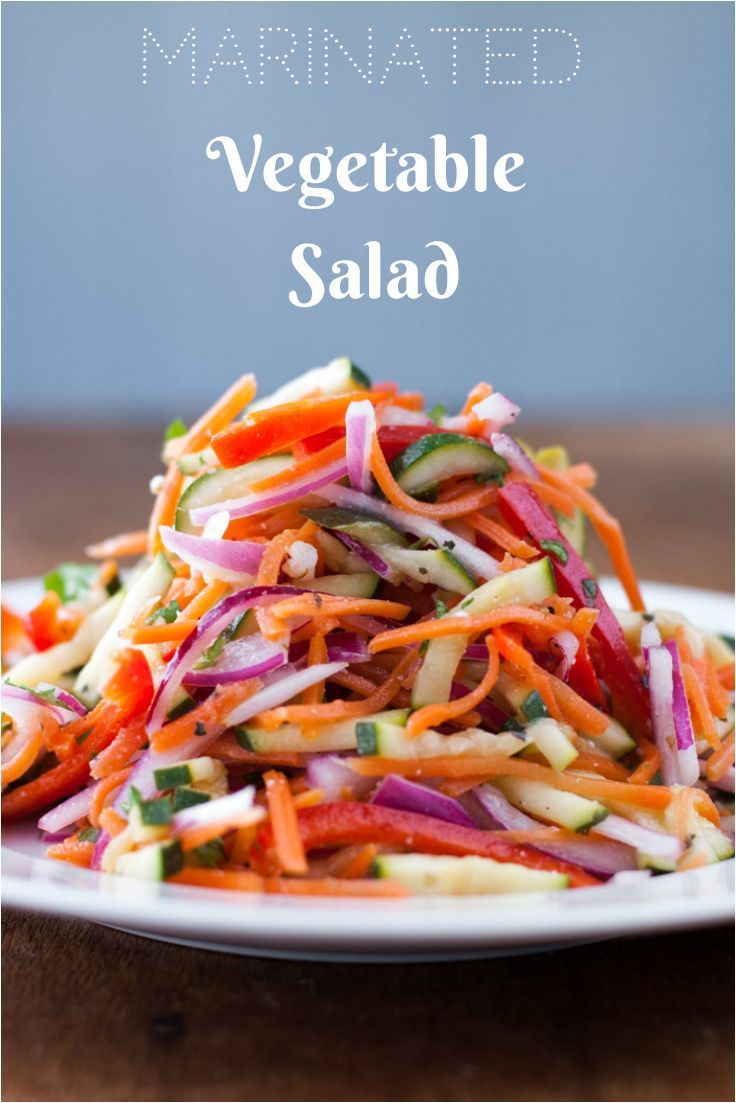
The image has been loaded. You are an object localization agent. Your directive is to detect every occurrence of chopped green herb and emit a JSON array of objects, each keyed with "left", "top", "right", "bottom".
[
  {"left": 460, "top": 597, "right": 473, "bottom": 610},
  {"left": 43, "top": 562, "right": 99, "bottom": 604},
  {"left": 434, "top": 598, "right": 449, "bottom": 619},
  {"left": 539, "top": 539, "right": 568, "bottom": 565},
  {"left": 190, "top": 838, "right": 226, "bottom": 868},
  {"left": 443, "top": 540, "right": 456, "bottom": 551},
  {"left": 77, "top": 827, "right": 100, "bottom": 843},
  {"left": 75, "top": 728, "right": 92, "bottom": 745},
  {"left": 419, "top": 640, "right": 429, "bottom": 657},
  {"left": 196, "top": 614, "right": 246, "bottom": 669},
  {"left": 582, "top": 578, "right": 598, "bottom": 604},
  {"left": 164, "top": 417, "right": 188, "bottom": 443},
  {"left": 146, "top": 600, "right": 181, "bottom": 625},
  {"left": 427, "top": 404, "right": 446, "bottom": 425},
  {"left": 522, "top": 690, "right": 549, "bottom": 722}
]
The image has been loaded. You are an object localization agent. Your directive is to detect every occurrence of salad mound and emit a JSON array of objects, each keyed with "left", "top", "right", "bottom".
[{"left": 2, "top": 360, "right": 733, "bottom": 898}]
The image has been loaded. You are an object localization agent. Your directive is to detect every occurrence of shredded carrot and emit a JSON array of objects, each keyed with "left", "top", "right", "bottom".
[
  {"left": 370, "top": 436, "right": 498, "bottom": 520},
  {"left": 670, "top": 786, "right": 699, "bottom": 841},
  {"left": 179, "top": 810, "right": 264, "bottom": 853},
  {"left": 90, "top": 718, "right": 148, "bottom": 779},
  {"left": 1, "top": 728, "right": 43, "bottom": 787},
  {"left": 247, "top": 436, "right": 346, "bottom": 492},
  {"left": 573, "top": 750, "right": 630, "bottom": 783},
  {"left": 717, "top": 661, "right": 735, "bottom": 691},
  {"left": 257, "top": 651, "right": 416, "bottom": 730},
  {"left": 262, "top": 594, "right": 410, "bottom": 642},
  {"left": 169, "top": 373, "right": 257, "bottom": 459},
  {"left": 549, "top": 676, "right": 611, "bottom": 738},
  {"left": 346, "top": 754, "right": 720, "bottom": 822},
  {"left": 521, "top": 477, "right": 576, "bottom": 519},
  {"left": 462, "top": 381, "right": 493, "bottom": 422},
  {"left": 407, "top": 636, "right": 499, "bottom": 736},
  {"left": 369, "top": 604, "right": 586, "bottom": 655},
  {"left": 562, "top": 463, "right": 598, "bottom": 489},
  {"left": 628, "top": 740, "right": 661, "bottom": 785},
  {"left": 181, "top": 579, "right": 230, "bottom": 623},
  {"left": 704, "top": 655, "right": 730, "bottom": 720},
  {"left": 682, "top": 663, "right": 720, "bottom": 750},
  {"left": 99, "top": 807, "right": 127, "bottom": 836},
  {"left": 331, "top": 843, "right": 379, "bottom": 879},
  {"left": 46, "top": 837, "right": 95, "bottom": 868},
  {"left": 263, "top": 770, "right": 308, "bottom": 874},
  {"left": 706, "top": 731, "right": 735, "bottom": 782},
  {"left": 150, "top": 682, "right": 258, "bottom": 753},
  {"left": 86, "top": 531, "right": 148, "bottom": 559},
  {"left": 89, "top": 767, "right": 133, "bottom": 828},
  {"left": 292, "top": 788, "right": 324, "bottom": 810},
  {"left": 170, "top": 867, "right": 265, "bottom": 892},
  {"left": 263, "top": 876, "right": 408, "bottom": 898},
  {"left": 537, "top": 467, "right": 644, "bottom": 611},
  {"left": 466, "top": 512, "right": 538, "bottom": 559},
  {"left": 128, "top": 619, "right": 198, "bottom": 645}
]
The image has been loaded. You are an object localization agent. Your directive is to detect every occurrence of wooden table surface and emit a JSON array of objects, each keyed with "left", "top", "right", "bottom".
[{"left": 2, "top": 422, "right": 734, "bottom": 1103}]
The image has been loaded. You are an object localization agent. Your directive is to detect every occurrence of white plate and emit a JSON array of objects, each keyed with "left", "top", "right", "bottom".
[{"left": 2, "top": 577, "right": 734, "bottom": 962}]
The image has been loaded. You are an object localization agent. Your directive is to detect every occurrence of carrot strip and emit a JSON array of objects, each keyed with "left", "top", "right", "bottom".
[
  {"left": 128, "top": 620, "right": 198, "bottom": 645},
  {"left": 150, "top": 682, "right": 258, "bottom": 753},
  {"left": 179, "top": 810, "right": 264, "bottom": 853},
  {"left": 1, "top": 729, "right": 43, "bottom": 787},
  {"left": 707, "top": 731, "right": 735, "bottom": 782},
  {"left": 331, "top": 843, "right": 379, "bottom": 879},
  {"left": 572, "top": 750, "right": 629, "bottom": 782},
  {"left": 169, "top": 867, "right": 265, "bottom": 892},
  {"left": 369, "top": 604, "right": 586, "bottom": 655},
  {"left": 346, "top": 754, "right": 719, "bottom": 821},
  {"left": 563, "top": 463, "right": 598, "bottom": 489},
  {"left": 99, "top": 807, "right": 127, "bottom": 836},
  {"left": 704, "top": 656, "right": 730, "bottom": 720},
  {"left": 292, "top": 788, "right": 324, "bottom": 810},
  {"left": 262, "top": 594, "right": 410, "bottom": 642},
  {"left": 247, "top": 437, "right": 346, "bottom": 493},
  {"left": 90, "top": 718, "right": 148, "bottom": 779},
  {"left": 263, "top": 877, "right": 407, "bottom": 898},
  {"left": 682, "top": 663, "right": 720, "bottom": 750},
  {"left": 717, "top": 661, "right": 735, "bottom": 691},
  {"left": 628, "top": 741, "right": 661, "bottom": 785},
  {"left": 257, "top": 651, "right": 417, "bottom": 730},
  {"left": 407, "top": 636, "right": 499, "bottom": 736},
  {"left": 466, "top": 512, "right": 538, "bottom": 559},
  {"left": 537, "top": 467, "right": 644, "bottom": 611},
  {"left": 670, "top": 787, "right": 699, "bottom": 841},
  {"left": 549, "top": 676, "right": 610, "bottom": 738},
  {"left": 147, "top": 464, "right": 185, "bottom": 556},
  {"left": 89, "top": 767, "right": 133, "bottom": 828},
  {"left": 370, "top": 436, "right": 498, "bottom": 520},
  {"left": 264, "top": 770, "right": 308, "bottom": 874},
  {"left": 45, "top": 837, "right": 95, "bottom": 868},
  {"left": 181, "top": 580, "right": 229, "bottom": 623},
  {"left": 168, "top": 373, "right": 257, "bottom": 459},
  {"left": 522, "top": 478, "right": 576, "bottom": 519},
  {"left": 86, "top": 531, "right": 148, "bottom": 559}
]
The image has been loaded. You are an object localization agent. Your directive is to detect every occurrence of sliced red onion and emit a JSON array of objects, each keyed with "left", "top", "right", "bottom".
[
  {"left": 345, "top": 400, "right": 376, "bottom": 494},
  {"left": 318, "top": 484, "right": 500, "bottom": 580},
  {"left": 160, "top": 526, "right": 264, "bottom": 582},
  {"left": 549, "top": 631, "right": 580, "bottom": 681},
  {"left": 91, "top": 830, "right": 110, "bottom": 870},
  {"left": 331, "top": 530, "right": 398, "bottom": 581},
  {"left": 450, "top": 681, "right": 508, "bottom": 731},
  {"left": 184, "top": 635, "right": 287, "bottom": 687},
  {"left": 640, "top": 619, "right": 662, "bottom": 650},
  {"left": 463, "top": 644, "right": 488, "bottom": 661},
  {"left": 592, "top": 813, "right": 683, "bottom": 863},
  {"left": 38, "top": 783, "right": 96, "bottom": 833},
  {"left": 372, "top": 773, "right": 477, "bottom": 828},
  {"left": 224, "top": 661, "right": 347, "bottom": 727},
  {"left": 42, "top": 828, "right": 77, "bottom": 844},
  {"left": 37, "top": 684, "right": 88, "bottom": 718},
  {"left": 1, "top": 684, "right": 79, "bottom": 726},
  {"left": 490, "top": 433, "right": 538, "bottom": 479},
  {"left": 645, "top": 644, "right": 684, "bottom": 786},
  {"left": 340, "top": 614, "right": 401, "bottom": 636},
  {"left": 202, "top": 511, "right": 231, "bottom": 540},
  {"left": 473, "top": 393, "right": 521, "bottom": 433},
  {"left": 663, "top": 639, "right": 699, "bottom": 786},
  {"left": 172, "top": 784, "right": 255, "bottom": 833},
  {"left": 305, "top": 754, "right": 374, "bottom": 801},
  {"left": 146, "top": 585, "right": 310, "bottom": 734},
  {"left": 288, "top": 633, "right": 370, "bottom": 667},
  {"left": 190, "top": 459, "right": 348, "bottom": 527},
  {"left": 469, "top": 784, "right": 636, "bottom": 876}
]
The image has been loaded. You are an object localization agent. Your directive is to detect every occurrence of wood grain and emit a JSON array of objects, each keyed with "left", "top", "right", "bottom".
[{"left": 2, "top": 422, "right": 734, "bottom": 1102}]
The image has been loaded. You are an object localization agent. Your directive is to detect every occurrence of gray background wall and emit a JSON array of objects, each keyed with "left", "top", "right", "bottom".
[{"left": 3, "top": 2, "right": 733, "bottom": 422}]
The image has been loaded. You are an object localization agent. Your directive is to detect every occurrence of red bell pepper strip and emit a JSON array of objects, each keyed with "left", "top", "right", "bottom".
[
  {"left": 103, "top": 648, "right": 154, "bottom": 721},
  {"left": 1, "top": 706, "right": 121, "bottom": 822},
  {"left": 24, "top": 593, "right": 78, "bottom": 652},
  {"left": 567, "top": 638, "right": 607, "bottom": 710},
  {"left": 377, "top": 424, "right": 448, "bottom": 462},
  {"left": 255, "top": 802, "right": 601, "bottom": 888},
  {"left": 212, "top": 392, "right": 384, "bottom": 468},
  {"left": 497, "top": 482, "right": 650, "bottom": 741}
]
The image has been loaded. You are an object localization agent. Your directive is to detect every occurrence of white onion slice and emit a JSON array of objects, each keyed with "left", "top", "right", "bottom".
[{"left": 473, "top": 392, "right": 521, "bottom": 433}]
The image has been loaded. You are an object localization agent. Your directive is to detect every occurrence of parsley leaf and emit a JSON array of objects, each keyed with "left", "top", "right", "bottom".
[
  {"left": 539, "top": 539, "right": 568, "bottom": 565},
  {"left": 146, "top": 600, "right": 181, "bottom": 625},
  {"left": 164, "top": 418, "right": 188, "bottom": 443},
  {"left": 427, "top": 404, "right": 446, "bottom": 425},
  {"left": 44, "top": 562, "right": 99, "bottom": 604}
]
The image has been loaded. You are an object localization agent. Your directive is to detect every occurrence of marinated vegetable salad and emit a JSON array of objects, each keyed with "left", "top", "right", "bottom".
[{"left": 2, "top": 361, "right": 734, "bottom": 898}]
